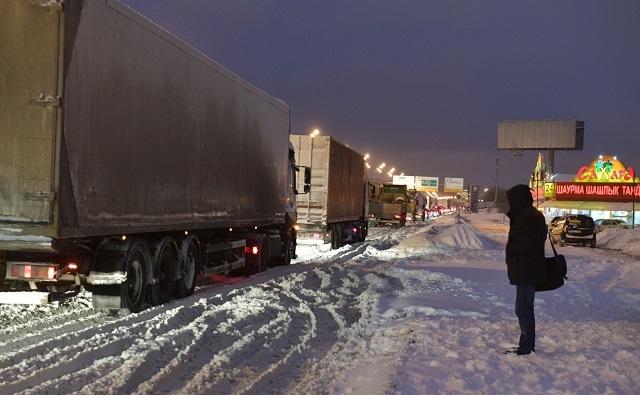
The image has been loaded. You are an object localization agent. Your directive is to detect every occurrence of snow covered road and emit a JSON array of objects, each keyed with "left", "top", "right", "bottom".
[{"left": 1, "top": 213, "right": 639, "bottom": 394}]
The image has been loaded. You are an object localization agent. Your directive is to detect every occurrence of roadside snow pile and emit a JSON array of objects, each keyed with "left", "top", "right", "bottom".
[
  {"left": 397, "top": 234, "right": 433, "bottom": 252},
  {"left": 433, "top": 222, "right": 486, "bottom": 250},
  {"left": 597, "top": 227, "right": 640, "bottom": 257}
]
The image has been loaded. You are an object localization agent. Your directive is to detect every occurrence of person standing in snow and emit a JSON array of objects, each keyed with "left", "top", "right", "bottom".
[{"left": 505, "top": 184, "right": 547, "bottom": 355}]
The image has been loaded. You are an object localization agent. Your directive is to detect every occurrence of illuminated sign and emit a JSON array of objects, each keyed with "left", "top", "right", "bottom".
[
  {"left": 555, "top": 182, "right": 640, "bottom": 202},
  {"left": 444, "top": 177, "right": 464, "bottom": 192},
  {"left": 574, "top": 155, "right": 637, "bottom": 183},
  {"left": 415, "top": 176, "right": 439, "bottom": 192},
  {"left": 544, "top": 182, "right": 555, "bottom": 198},
  {"left": 392, "top": 175, "right": 416, "bottom": 189}
]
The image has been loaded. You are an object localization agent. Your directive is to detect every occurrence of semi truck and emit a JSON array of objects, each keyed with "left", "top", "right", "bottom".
[
  {"left": 368, "top": 184, "right": 409, "bottom": 227},
  {"left": 289, "top": 135, "right": 368, "bottom": 249},
  {"left": 0, "top": 0, "right": 310, "bottom": 311}
]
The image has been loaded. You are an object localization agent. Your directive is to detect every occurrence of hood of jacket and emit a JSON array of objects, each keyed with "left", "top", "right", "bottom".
[{"left": 506, "top": 184, "right": 533, "bottom": 218}]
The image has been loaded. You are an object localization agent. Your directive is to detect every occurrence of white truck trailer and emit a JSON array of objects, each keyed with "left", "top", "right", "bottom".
[{"left": 290, "top": 135, "right": 368, "bottom": 249}]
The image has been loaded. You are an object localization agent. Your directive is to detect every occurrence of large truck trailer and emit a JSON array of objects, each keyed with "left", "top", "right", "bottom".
[
  {"left": 0, "top": 0, "right": 309, "bottom": 311},
  {"left": 290, "top": 135, "right": 368, "bottom": 249}
]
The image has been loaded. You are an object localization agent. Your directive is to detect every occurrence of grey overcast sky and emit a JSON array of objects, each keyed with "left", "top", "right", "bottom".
[{"left": 124, "top": 0, "right": 640, "bottom": 188}]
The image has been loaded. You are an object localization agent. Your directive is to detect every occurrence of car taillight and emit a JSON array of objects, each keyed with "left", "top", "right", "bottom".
[{"left": 244, "top": 246, "right": 259, "bottom": 255}]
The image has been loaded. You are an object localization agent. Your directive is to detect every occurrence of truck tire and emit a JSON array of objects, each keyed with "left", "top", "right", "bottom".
[
  {"left": 175, "top": 236, "right": 199, "bottom": 298},
  {"left": 330, "top": 224, "right": 342, "bottom": 249},
  {"left": 273, "top": 232, "right": 293, "bottom": 266},
  {"left": 148, "top": 237, "right": 178, "bottom": 306},
  {"left": 121, "top": 240, "right": 151, "bottom": 313}
]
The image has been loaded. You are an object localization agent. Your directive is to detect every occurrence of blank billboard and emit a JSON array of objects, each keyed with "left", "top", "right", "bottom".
[{"left": 497, "top": 119, "right": 584, "bottom": 150}]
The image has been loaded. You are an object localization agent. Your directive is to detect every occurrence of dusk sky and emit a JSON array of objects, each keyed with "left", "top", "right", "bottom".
[{"left": 125, "top": 0, "right": 640, "bottom": 188}]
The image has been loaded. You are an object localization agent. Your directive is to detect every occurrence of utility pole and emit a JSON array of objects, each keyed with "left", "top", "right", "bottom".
[{"left": 494, "top": 157, "right": 499, "bottom": 204}]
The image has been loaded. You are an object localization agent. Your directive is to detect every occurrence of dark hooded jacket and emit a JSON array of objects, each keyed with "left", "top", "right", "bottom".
[{"left": 505, "top": 184, "right": 548, "bottom": 285}]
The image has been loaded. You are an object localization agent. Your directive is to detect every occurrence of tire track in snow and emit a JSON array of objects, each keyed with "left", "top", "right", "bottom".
[{"left": 0, "top": 305, "right": 188, "bottom": 394}]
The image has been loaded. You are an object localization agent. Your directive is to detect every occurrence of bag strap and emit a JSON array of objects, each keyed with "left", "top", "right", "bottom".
[{"left": 548, "top": 233, "right": 559, "bottom": 257}]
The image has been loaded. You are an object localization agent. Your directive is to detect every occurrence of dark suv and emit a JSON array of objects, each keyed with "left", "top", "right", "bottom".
[{"left": 548, "top": 215, "right": 596, "bottom": 248}]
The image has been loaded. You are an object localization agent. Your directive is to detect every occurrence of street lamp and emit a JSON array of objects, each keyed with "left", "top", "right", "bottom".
[
  {"left": 365, "top": 163, "right": 371, "bottom": 169},
  {"left": 364, "top": 153, "right": 370, "bottom": 160},
  {"left": 379, "top": 162, "right": 386, "bottom": 170},
  {"left": 310, "top": 128, "right": 320, "bottom": 137}
]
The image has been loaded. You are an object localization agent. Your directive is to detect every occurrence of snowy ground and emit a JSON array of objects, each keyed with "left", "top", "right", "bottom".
[{"left": 1, "top": 213, "right": 639, "bottom": 394}]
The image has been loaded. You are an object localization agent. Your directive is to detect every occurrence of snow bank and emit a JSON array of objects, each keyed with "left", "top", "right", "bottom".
[
  {"left": 396, "top": 234, "right": 433, "bottom": 252},
  {"left": 597, "top": 227, "right": 640, "bottom": 257},
  {"left": 433, "top": 222, "right": 486, "bottom": 250}
]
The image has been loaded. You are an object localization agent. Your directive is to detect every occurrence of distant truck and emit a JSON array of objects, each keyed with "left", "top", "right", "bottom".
[
  {"left": 368, "top": 184, "right": 408, "bottom": 227},
  {"left": 0, "top": 0, "right": 310, "bottom": 311},
  {"left": 289, "top": 135, "right": 368, "bottom": 249}
]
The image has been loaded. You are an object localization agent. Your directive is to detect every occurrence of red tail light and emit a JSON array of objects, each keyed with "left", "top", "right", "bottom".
[
  {"left": 352, "top": 228, "right": 358, "bottom": 233},
  {"left": 244, "top": 246, "right": 259, "bottom": 255}
]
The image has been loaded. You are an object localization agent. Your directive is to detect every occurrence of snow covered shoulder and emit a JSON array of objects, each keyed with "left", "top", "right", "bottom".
[{"left": 0, "top": 213, "right": 639, "bottom": 394}]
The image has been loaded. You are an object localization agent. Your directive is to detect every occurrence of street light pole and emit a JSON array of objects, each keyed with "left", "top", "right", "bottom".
[{"left": 494, "top": 157, "right": 499, "bottom": 204}]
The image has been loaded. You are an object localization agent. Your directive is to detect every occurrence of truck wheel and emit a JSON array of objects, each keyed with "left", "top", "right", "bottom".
[
  {"left": 121, "top": 240, "right": 151, "bottom": 313},
  {"left": 148, "top": 237, "right": 178, "bottom": 306},
  {"left": 331, "top": 224, "right": 343, "bottom": 249},
  {"left": 278, "top": 232, "right": 294, "bottom": 266},
  {"left": 281, "top": 237, "right": 293, "bottom": 265},
  {"left": 175, "top": 236, "right": 199, "bottom": 298}
]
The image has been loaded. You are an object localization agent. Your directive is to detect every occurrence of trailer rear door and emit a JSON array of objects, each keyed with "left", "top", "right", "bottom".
[{"left": 0, "top": 1, "right": 62, "bottom": 224}]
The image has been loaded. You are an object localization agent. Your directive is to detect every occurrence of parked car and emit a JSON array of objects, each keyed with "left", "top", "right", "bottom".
[
  {"left": 549, "top": 215, "right": 596, "bottom": 248},
  {"left": 594, "top": 218, "right": 630, "bottom": 233}
]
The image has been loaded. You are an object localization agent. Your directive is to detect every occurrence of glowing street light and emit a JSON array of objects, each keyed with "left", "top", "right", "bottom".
[
  {"left": 379, "top": 162, "right": 386, "bottom": 170},
  {"left": 364, "top": 153, "right": 370, "bottom": 160},
  {"left": 365, "top": 163, "right": 371, "bottom": 169},
  {"left": 310, "top": 128, "right": 320, "bottom": 137},
  {"left": 376, "top": 168, "right": 382, "bottom": 173}
]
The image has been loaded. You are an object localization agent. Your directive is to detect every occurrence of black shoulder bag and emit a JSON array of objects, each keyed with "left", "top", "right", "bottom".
[{"left": 536, "top": 234, "right": 568, "bottom": 292}]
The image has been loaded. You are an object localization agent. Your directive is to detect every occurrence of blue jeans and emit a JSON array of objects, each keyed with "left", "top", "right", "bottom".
[{"left": 515, "top": 285, "right": 536, "bottom": 351}]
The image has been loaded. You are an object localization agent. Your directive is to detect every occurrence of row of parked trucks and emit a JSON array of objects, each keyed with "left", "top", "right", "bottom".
[{"left": 0, "top": 0, "right": 368, "bottom": 310}]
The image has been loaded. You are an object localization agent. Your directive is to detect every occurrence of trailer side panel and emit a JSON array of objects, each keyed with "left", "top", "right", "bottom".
[{"left": 59, "top": 0, "right": 289, "bottom": 237}]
